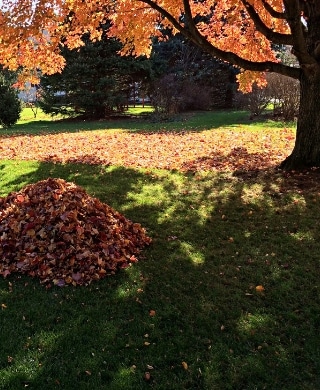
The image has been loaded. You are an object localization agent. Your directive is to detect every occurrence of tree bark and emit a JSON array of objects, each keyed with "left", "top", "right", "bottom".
[{"left": 280, "top": 66, "right": 320, "bottom": 170}]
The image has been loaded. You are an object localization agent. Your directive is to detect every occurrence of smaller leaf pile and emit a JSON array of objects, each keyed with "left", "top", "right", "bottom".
[{"left": 0, "top": 178, "right": 151, "bottom": 286}]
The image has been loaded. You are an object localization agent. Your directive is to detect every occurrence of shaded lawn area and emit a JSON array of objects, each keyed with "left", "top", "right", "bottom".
[{"left": 0, "top": 112, "right": 319, "bottom": 389}]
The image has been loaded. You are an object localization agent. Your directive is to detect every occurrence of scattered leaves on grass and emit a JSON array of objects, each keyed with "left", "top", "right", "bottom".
[
  {"left": 0, "top": 127, "right": 295, "bottom": 171},
  {"left": 255, "top": 285, "right": 265, "bottom": 292},
  {"left": 0, "top": 178, "right": 151, "bottom": 286}
]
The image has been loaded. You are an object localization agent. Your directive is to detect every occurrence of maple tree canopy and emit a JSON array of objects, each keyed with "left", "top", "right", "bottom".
[
  {"left": 1, "top": 0, "right": 320, "bottom": 170},
  {"left": 0, "top": 1, "right": 310, "bottom": 88}
]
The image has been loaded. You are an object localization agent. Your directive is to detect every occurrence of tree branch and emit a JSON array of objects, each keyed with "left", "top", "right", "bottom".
[
  {"left": 283, "top": 0, "right": 316, "bottom": 64},
  {"left": 261, "top": 0, "right": 287, "bottom": 19},
  {"left": 138, "top": 0, "right": 301, "bottom": 79},
  {"left": 241, "top": 0, "right": 293, "bottom": 45}
]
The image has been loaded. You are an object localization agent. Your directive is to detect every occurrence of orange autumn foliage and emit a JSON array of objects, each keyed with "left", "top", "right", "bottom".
[{"left": 0, "top": 1, "right": 307, "bottom": 90}]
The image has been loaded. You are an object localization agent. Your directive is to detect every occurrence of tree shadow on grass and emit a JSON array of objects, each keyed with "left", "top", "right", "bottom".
[
  {"left": 1, "top": 162, "right": 320, "bottom": 389},
  {"left": 10, "top": 110, "right": 257, "bottom": 137}
]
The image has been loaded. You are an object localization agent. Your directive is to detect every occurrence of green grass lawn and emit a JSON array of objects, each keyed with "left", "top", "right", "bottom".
[
  {"left": 0, "top": 110, "right": 319, "bottom": 389},
  {"left": 11, "top": 106, "right": 284, "bottom": 136}
]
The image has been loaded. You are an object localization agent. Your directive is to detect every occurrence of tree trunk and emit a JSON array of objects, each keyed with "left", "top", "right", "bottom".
[{"left": 280, "top": 66, "right": 320, "bottom": 170}]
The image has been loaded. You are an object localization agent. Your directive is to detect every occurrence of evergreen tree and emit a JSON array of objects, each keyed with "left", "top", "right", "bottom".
[
  {"left": 0, "top": 68, "right": 21, "bottom": 128},
  {"left": 40, "top": 24, "right": 151, "bottom": 119}
]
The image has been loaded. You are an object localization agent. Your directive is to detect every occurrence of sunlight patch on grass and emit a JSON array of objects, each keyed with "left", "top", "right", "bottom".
[
  {"left": 240, "top": 184, "right": 264, "bottom": 205},
  {"left": 1, "top": 349, "right": 44, "bottom": 386},
  {"left": 127, "top": 105, "right": 154, "bottom": 115},
  {"left": 244, "top": 230, "right": 252, "bottom": 238},
  {"left": 237, "top": 312, "right": 274, "bottom": 335},
  {"left": 125, "top": 183, "right": 169, "bottom": 207},
  {"left": 18, "top": 107, "right": 56, "bottom": 123},
  {"left": 289, "top": 230, "right": 314, "bottom": 241},
  {"left": 36, "top": 330, "right": 63, "bottom": 349},
  {"left": 0, "top": 161, "right": 41, "bottom": 196},
  {"left": 116, "top": 285, "right": 134, "bottom": 299},
  {"left": 180, "top": 242, "right": 205, "bottom": 265},
  {"left": 108, "top": 367, "right": 135, "bottom": 388},
  {"left": 0, "top": 287, "right": 11, "bottom": 299}
]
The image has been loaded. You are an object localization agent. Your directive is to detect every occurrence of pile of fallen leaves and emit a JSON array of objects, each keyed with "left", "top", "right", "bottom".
[{"left": 0, "top": 178, "right": 151, "bottom": 286}]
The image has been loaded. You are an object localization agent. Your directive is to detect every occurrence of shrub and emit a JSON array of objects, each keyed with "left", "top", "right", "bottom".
[
  {"left": 234, "top": 73, "right": 300, "bottom": 121},
  {"left": 265, "top": 73, "right": 300, "bottom": 121},
  {"left": 234, "top": 84, "right": 271, "bottom": 118},
  {"left": 0, "top": 84, "right": 21, "bottom": 128},
  {"left": 151, "top": 74, "right": 212, "bottom": 114}
]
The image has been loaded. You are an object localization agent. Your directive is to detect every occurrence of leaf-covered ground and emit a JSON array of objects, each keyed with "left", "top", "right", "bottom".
[
  {"left": 0, "top": 123, "right": 296, "bottom": 286},
  {"left": 1, "top": 119, "right": 320, "bottom": 389},
  {"left": 0, "top": 126, "right": 295, "bottom": 171}
]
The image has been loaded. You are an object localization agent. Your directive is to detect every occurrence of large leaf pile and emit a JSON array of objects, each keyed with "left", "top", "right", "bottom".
[{"left": 0, "top": 178, "right": 151, "bottom": 286}]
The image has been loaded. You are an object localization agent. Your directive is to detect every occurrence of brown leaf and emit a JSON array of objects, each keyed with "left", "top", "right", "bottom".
[{"left": 182, "top": 361, "right": 188, "bottom": 370}]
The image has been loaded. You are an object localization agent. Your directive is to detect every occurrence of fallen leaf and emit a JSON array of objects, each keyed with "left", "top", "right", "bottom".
[
  {"left": 16, "top": 194, "right": 25, "bottom": 203},
  {"left": 255, "top": 285, "right": 265, "bottom": 292},
  {"left": 149, "top": 310, "right": 156, "bottom": 317},
  {"left": 2, "top": 270, "right": 10, "bottom": 278},
  {"left": 182, "top": 361, "right": 188, "bottom": 370}
]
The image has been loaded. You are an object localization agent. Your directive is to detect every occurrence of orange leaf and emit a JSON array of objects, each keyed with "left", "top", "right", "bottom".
[
  {"left": 182, "top": 361, "right": 188, "bottom": 370},
  {"left": 16, "top": 194, "right": 24, "bottom": 203}
]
